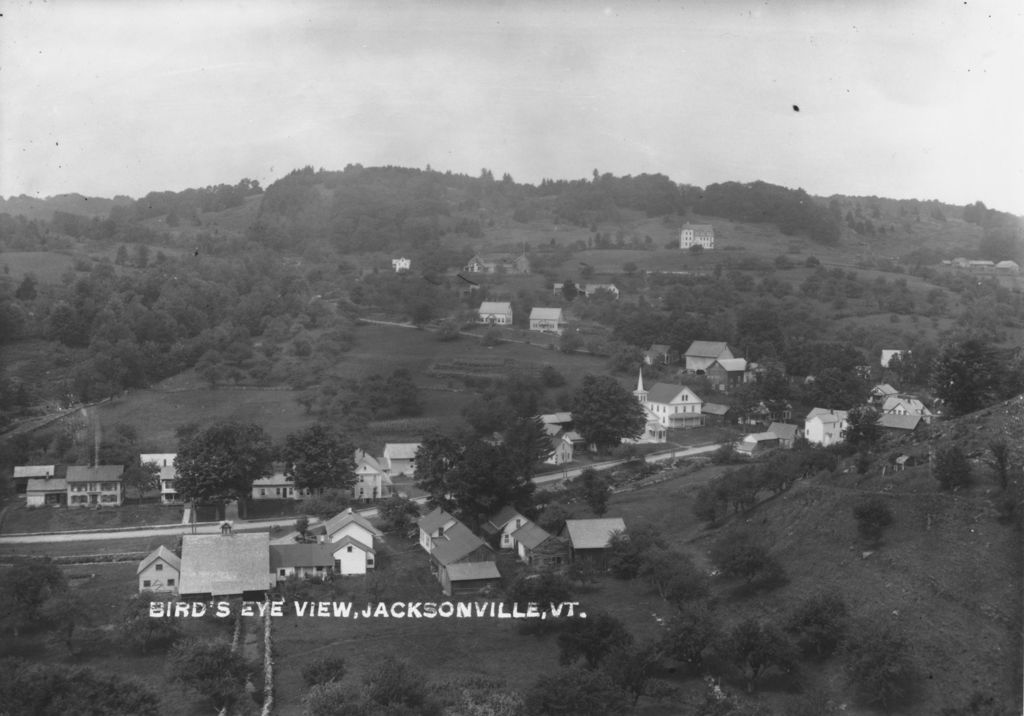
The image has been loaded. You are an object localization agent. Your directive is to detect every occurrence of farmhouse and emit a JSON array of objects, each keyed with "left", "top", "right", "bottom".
[
  {"left": 12, "top": 465, "right": 55, "bottom": 495},
  {"left": 251, "top": 471, "right": 319, "bottom": 501},
  {"left": 26, "top": 475, "right": 68, "bottom": 507},
  {"left": 477, "top": 301, "right": 514, "bottom": 326},
  {"left": 735, "top": 432, "right": 780, "bottom": 458},
  {"left": 804, "top": 408, "right": 849, "bottom": 447},
  {"left": 545, "top": 433, "right": 574, "bottom": 465},
  {"left": 706, "top": 358, "right": 750, "bottom": 391},
  {"left": 140, "top": 453, "right": 180, "bottom": 503},
  {"left": 391, "top": 257, "right": 411, "bottom": 272},
  {"left": 464, "top": 253, "right": 530, "bottom": 274},
  {"left": 702, "top": 403, "right": 734, "bottom": 426},
  {"left": 178, "top": 525, "right": 274, "bottom": 600},
  {"left": 382, "top": 443, "right": 420, "bottom": 476},
  {"left": 512, "top": 522, "right": 570, "bottom": 570},
  {"left": 352, "top": 450, "right": 392, "bottom": 502},
  {"left": 66, "top": 465, "right": 125, "bottom": 507},
  {"left": 529, "top": 307, "right": 566, "bottom": 334},
  {"left": 417, "top": 507, "right": 458, "bottom": 552},
  {"left": 137, "top": 545, "right": 180, "bottom": 594},
  {"left": 563, "top": 518, "right": 626, "bottom": 565},
  {"left": 321, "top": 507, "right": 382, "bottom": 544},
  {"left": 766, "top": 422, "right": 801, "bottom": 448},
  {"left": 634, "top": 369, "right": 703, "bottom": 429},
  {"left": 269, "top": 543, "right": 335, "bottom": 580},
  {"left": 679, "top": 223, "right": 714, "bottom": 250},
  {"left": 684, "top": 341, "right": 735, "bottom": 373},
  {"left": 481, "top": 505, "right": 529, "bottom": 550},
  {"left": 428, "top": 521, "right": 499, "bottom": 596}
]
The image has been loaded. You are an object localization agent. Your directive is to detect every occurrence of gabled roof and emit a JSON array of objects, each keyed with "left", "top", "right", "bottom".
[
  {"left": 685, "top": 340, "right": 731, "bottom": 358},
  {"left": 529, "top": 307, "right": 563, "bottom": 321},
  {"left": 323, "top": 508, "right": 383, "bottom": 539},
  {"left": 767, "top": 422, "right": 799, "bottom": 441},
  {"left": 178, "top": 533, "right": 272, "bottom": 596},
  {"left": 13, "top": 465, "right": 55, "bottom": 479},
  {"left": 26, "top": 477, "right": 67, "bottom": 493},
  {"left": 430, "top": 521, "right": 489, "bottom": 566},
  {"left": 540, "top": 412, "right": 573, "bottom": 425},
  {"left": 479, "top": 301, "right": 513, "bottom": 314},
  {"left": 66, "top": 465, "right": 124, "bottom": 482},
  {"left": 486, "top": 505, "right": 525, "bottom": 531},
  {"left": 877, "top": 414, "right": 923, "bottom": 431},
  {"left": 252, "top": 472, "right": 292, "bottom": 488},
  {"left": 446, "top": 561, "right": 501, "bottom": 581},
  {"left": 742, "top": 432, "right": 779, "bottom": 443},
  {"left": 137, "top": 545, "right": 181, "bottom": 575},
  {"left": 330, "top": 534, "right": 375, "bottom": 554},
  {"left": 564, "top": 518, "right": 626, "bottom": 550},
  {"left": 354, "top": 450, "right": 384, "bottom": 472},
  {"left": 417, "top": 507, "right": 457, "bottom": 534},
  {"left": 714, "top": 358, "right": 748, "bottom": 372},
  {"left": 702, "top": 403, "right": 731, "bottom": 415},
  {"left": 806, "top": 408, "right": 849, "bottom": 423},
  {"left": 881, "top": 396, "right": 930, "bottom": 414},
  {"left": 681, "top": 223, "right": 713, "bottom": 231},
  {"left": 871, "top": 383, "right": 899, "bottom": 396},
  {"left": 269, "top": 543, "right": 336, "bottom": 570},
  {"left": 996, "top": 260, "right": 1020, "bottom": 269},
  {"left": 383, "top": 443, "right": 420, "bottom": 460},
  {"left": 647, "top": 343, "right": 670, "bottom": 354},
  {"left": 646, "top": 383, "right": 700, "bottom": 406},
  {"left": 511, "top": 521, "right": 555, "bottom": 550}
]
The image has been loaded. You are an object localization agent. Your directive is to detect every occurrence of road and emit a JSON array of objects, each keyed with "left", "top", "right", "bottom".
[{"left": 0, "top": 443, "right": 721, "bottom": 546}]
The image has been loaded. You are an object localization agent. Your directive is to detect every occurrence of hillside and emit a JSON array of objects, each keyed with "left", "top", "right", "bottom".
[{"left": 0, "top": 193, "right": 133, "bottom": 221}]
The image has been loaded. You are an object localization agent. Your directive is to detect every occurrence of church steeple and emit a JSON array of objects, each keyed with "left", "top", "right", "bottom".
[{"left": 634, "top": 367, "right": 647, "bottom": 403}]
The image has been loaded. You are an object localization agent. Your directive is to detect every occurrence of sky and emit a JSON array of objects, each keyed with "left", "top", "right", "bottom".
[{"left": 1, "top": 0, "right": 1022, "bottom": 214}]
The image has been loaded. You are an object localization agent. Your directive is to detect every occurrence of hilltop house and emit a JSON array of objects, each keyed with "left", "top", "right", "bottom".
[
  {"left": 382, "top": 443, "right": 420, "bottom": 476},
  {"left": 634, "top": 369, "right": 704, "bottom": 431},
  {"left": 352, "top": 450, "right": 392, "bottom": 502},
  {"left": 177, "top": 525, "right": 275, "bottom": 600},
  {"left": 391, "top": 257, "right": 411, "bottom": 272},
  {"left": 996, "top": 260, "right": 1020, "bottom": 274},
  {"left": 512, "top": 522, "right": 570, "bottom": 570},
  {"left": 583, "top": 283, "right": 620, "bottom": 299},
  {"left": 643, "top": 344, "right": 676, "bottom": 366},
  {"left": 66, "top": 465, "right": 125, "bottom": 507},
  {"left": 562, "top": 518, "right": 626, "bottom": 565},
  {"left": 477, "top": 301, "right": 514, "bottom": 326},
  {"left": 880, "top": 349, "right": 908, "bottom": 368},
  {"left": 529, "top": 307, "right": 566, "bottom": 334},
  {"left": 140, "top": 453, "right": 180, "bottom": 504},
  {"left": 804, "top": 408, "right": 849, "bottom": 447},
  {"left": 680, "top": 223, "right": 714, "bottom": 250},
  {"left": 417, "top": 507, "right": 459, "bottom": 553},
  {"left": 684, "top": 341, "right": 735, "bottom": 373},
  {"left": 706, "top": 358, "right": 750, "bottom": 391},
  {"left": 464, "top": 253, "right": 530, "bottom": 274},
  {"left": 868, "top": 384, "right": 899, "bottom": 405},
  {"left": 137, "top": 545, "right": 180, "bottom": 594}
]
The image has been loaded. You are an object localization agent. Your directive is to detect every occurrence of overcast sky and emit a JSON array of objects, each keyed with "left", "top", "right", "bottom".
[{"left": 2, "top": 0, "right": 1022, "bottom": 214}]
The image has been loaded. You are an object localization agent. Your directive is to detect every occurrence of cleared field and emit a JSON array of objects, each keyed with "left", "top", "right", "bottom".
[{"left": 1, "top": 501, "right": 184, "bottom": 534}]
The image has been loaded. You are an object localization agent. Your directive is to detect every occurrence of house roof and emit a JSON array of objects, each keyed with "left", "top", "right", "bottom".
[
  {"left": 178, "top": 533, "right": 272, "bottom": 596},
  {"left": 137, "top": 545, "right": 181, "bottom": 575},
  {"left": 715, "top": 358, "right": 748, "bottom": 372},
  {"left": 562, "top": 430, "right": 584, "bottom": 442},
  {"left": 702, "top": 403, "right": 731, "bottom": 415},
  {"left": 13, "top": 465, "right": 55, "bottom": 479},
  {"left": 646, "top": 383, "right": 700, "bottom": 406},
  {"left": 252, "top": 472, "right": 292, "bottom": 488},
  {"left": 330, "top": 534, "right": 375, "bottom": 554},
  {"left": 767, "top": 422, "right": 799, "bottom": 441},
  {"left": 26, "top": 477, "right": 67, "bottom": 493},
  {"left": 682, "top": 223, "right": 713, "bottom": 231},
  {"left": 529, "top": 307, "right": 563, "bottom": 321},
  {"left": 881, "top": 396, "right": 930, "bottom": 414},
  {"left": 996, "top": 260, "right": 1020, "bottom": 269},
  {"left": 511, "top": 521, "right": 555, "bottom": 550},
  {"left": 355, "top": 450, "right": 384, "bottom": 472},
  {"left": 540, "top": 412, "right": 573, "bottom": 425},
  {"left": 383, "top": 443, "right": 420, "bottom": 460},
  {"left": 269, "top": 543, "right": 336, "bottom": 570},
  {"left": 742, "top": 432, "right": 779, "bottom": 444},
  {"left": 806, "top": 408, "right": 849, "bottom": 424},
  {"left": 139, "top": 453, "right": 177, "bottom": 467},
  {"left": 323, "top": 508, "right": 383, "bottom": 539},
  {"left": 564, "top": 518, "right": 626, "bottom": 550},
  {"left": 647, "top": 343, "right": 670, "bottom": 354},
  {"left": 871, "top": 383, "right": 898, "bottom": 396},
  {"left": 430, "top": 521, "right": 489, "bottom": 565},
  {"left": 446, "top": 561, "right": 501, "bottom": 582},
  {"left": 486, "top": 505, "right": 525, "bottom": 530},
  {"left": 65, "top": 465, "right": 124, "bottom": 482},
  {"left": 877, "top": 414, "right": 923, "bottom": 431},
  {"left": 685, "top": 340, "right": 731, "bottom": 358},
  {"left": 479, "top": 301, "right": 513, "bottom": 314},
  {"left": 417, "top": 507, "right": 457, "bottom": 534}
]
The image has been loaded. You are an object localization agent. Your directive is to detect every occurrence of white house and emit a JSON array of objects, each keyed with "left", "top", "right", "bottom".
[
  {"left": 804, "top": 408, "right": 849, "bottom": 446},
  {"left": 319, "top": 508, "right": 382, "bottom": 574},
  {"left": 477, "top": 301, "right": 514, "bottom": 325},
  {"left": 528, "top": 307, "right": 565, "bottom": 334},
  {"left": 137, "top": 545, "right": 181, "bottom": 594},
  {"left": 996, "top": 260, "right": 1020, "bottom": 274},
  {"left": 881, "top": 395, "right": 933, "bottom": 424},
  {"left": 482, "top": 505, "right": 529, "bottom": 550},
  {"left": 382, "top": 443, "right": 420, "bottom": 476},
  {"left": 140, "top": 453, "right": 180, "bottom": 504},
  {"left": 679, "top": 223, "right": 714, "bottom": 250},
  {"left": 417, "top": 507, "right": 458, "bottom": 553},
  {"left": 331, "top": 535, "right": 377, "bottom": 575},
  {"left": 352, "top": 450, "right": 392, "bottom": 502},
  {"left": 392, "top": 257, "right": 411, "bottom": 272},
  {"left": 684, "top": 341, "right": 735, "bottom": 373},
  {"left": 634, "top": 369, "right": 704, "bottom": 430},
  {"left": 545, "top": 434, "right": 574, "bottom": 465},
  {"left": 251, "top": 471, "right": 318, "bottom": 501},
  {"left": 66, "top": 465, "right": 124, "bottom": 507}
]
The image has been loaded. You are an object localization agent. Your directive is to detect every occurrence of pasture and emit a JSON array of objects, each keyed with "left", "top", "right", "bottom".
[{"left": 0, "top": 250, "right": 80, "bottom": 283}]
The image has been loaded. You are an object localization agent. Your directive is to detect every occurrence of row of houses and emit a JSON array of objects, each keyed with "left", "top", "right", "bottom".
[
  {"left": 945, "top": 258, "right": 1020, "bottom": 274},
  {"left": 138, "top": 509, "right": 383, "bottom": 596}
]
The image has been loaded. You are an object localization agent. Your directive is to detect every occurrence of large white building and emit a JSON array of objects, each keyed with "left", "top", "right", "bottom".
[
  {"left": 804, "top": 408, "right": 849, "bottom": 446},
  {"left": 680, "top": 223, "right": 714, "bottom": 250}
]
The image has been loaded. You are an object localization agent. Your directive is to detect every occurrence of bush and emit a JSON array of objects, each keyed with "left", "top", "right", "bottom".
[
  {"left": 934, "top": 445, "right": 972, "bottom": 491},
  {"left": 785, "top": 592, "right": 848, "bottom": 659},
  {"left": 842, "top": 621, "right": 917, "bottom": 710},
  {"left": 852, "top": 497, "right": 893, "bottom": 548},
  {"left": 709, "top": 531, "right": 786, "bottom": 590},
  {"left": 302, "top": 655, "right": 347, "bottom": 687}
]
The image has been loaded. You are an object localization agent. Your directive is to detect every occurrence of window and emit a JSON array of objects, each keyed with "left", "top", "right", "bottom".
[
  {"left": 143, "top": 580, "right": 151, "bottom": 587},
  {"left": 167, "top": 579, "right": 175, "bottom": 586},
  {"left": 279, "top": 569, "right": 287, "bottom": 577},
  {"left": 260, "top": 489, "right": 266, "bottom": 496},
  {"left": 346, "top": 546, "right": 352, "bottom": 553},
  {"left": 155, "top": 563, "right": 163, "bottom": 571}
]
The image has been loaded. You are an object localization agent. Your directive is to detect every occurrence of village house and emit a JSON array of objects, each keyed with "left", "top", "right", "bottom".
[
  {"left": 679, "top": 223, "right": 715, "bottom": 250},
  {"left": 634, "top": 369, "right": 704, "bottom": 431},
  {"left": 562, "top": 518, "right": 626, "bottom": 566},
  {"left": 137, "top": 545, "right": 180, "bottom": 594},
  {"left": 391, "top": 257, "right": 411, "bottom": 272},
  {"left": 140, "top": 453, "right": 180, "bottom": 504},
  {"left": 877, "top": 414, "right": 924, "bottom": 436},
  {"left": 706, "top": 358, "right": 751, "bottom": 391},
  {"left": 804, "top": 408, "right": 849, "bottom": 447},
  {"left": 26, "top": 474, "right": 68, "bottom": 507},
  {"left": 314, "top": 508, "right": 382, "bottom": 574},
  {"left": 643, "top": 343, "right": 676, "bottom": 366},
  {"left": 766, "top": 422, "right": 801, "bottom": 448},
  {"left": 968, "top": 260, "right": 996, "bottom": 272},
  {"left": 177, "top": 523, "right": 275, "bottom": 600},
  {"left": 417, "top": 507, "right": 459, "bottom": 553},
  {"left": 684, "top": 341, "right": 736, "bottom": 373},
  {"left": 382, "top": 442, "right": 420, "bottom": 476},
  {"left": 702, "top": 402, "right": 734, "bottom": 427},
  {"left": 251, "top": 471, "right": 320, "bottom": 501},
  {"left": 582, "top": 283, "right": 620, "bottom": 299},
  {"left": 868, "top": 384, "right": 899, "bottom": 405},
  {"left": 477, "top": 301, "right": 514, "bottom": 326},
  {"left": 881, "top": 395, "right": 933, "bottom": 423},
  {"left": 66, "top": 465, "right": 125, "bottom": 507},
  {"left": 427, "top": 520, "right": 500, "bottom": 596},
  {"left": 269, "top": 543, "right": 335, "bottom": 581},
  {"left": 529, "top": 307, "right": 566, "bottom": 334},
  {"left": 735, "top": 432, "right": 781, "bottom": 458},
  {"left": 512, "top": 522, "right": 570, "bottom": 571},
  {"left": 545, "top": 433, "right": 574, "bottom": 465},
  {"left": 996, "top": 260, "right": 1020, "bottom": 274},
  {"left": 352, "top": 450, "right": 392, "bottom": 502},
  {"left": 12, "top": 465, "right": 55, "bottom": 495},
  {"left": 464, "top": 253, "right": 531, "bottom": 274},
  {"left": 481, "top": 505, "right": 529, "bottom": 550}
]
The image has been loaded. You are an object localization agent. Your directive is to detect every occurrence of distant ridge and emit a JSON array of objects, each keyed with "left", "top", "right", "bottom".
[{"left": 0, "top": 193, "right": 133, "bottom": 221}]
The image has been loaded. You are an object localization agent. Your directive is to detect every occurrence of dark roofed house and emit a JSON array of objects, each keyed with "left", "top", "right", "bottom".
[
  {"left": 876, "top": 413, "right": 923, "bottom": 435},
  {"left": 481, "top": 506, "right": 528, "bottom": 550},
  {"left": 767, "top": 422, "right": 801, "bottom": 448},
  {"left": 417, "top": 507, "right": 458, "bottom": 552},
  {"left": 269, "top": 543, "right": 336, "bottom": 581},
  {"left": 702, "top": 402, "right": 735, "bottom": 426},
  {"left": 684, "top": 341, "right": 735, "bottom": 373},
  {"left": 428, "top": 521, "right": 499, "bottom": 596},
  {"left": 178, "top": 531, "right": 274, "bottom": 600},
  {"left": 563, "top": 518, "right": 626, "bottom": 566},
  {"left": 66, "top": 465, "right": 125, "bottom": 507},
  {"left": 512, "top": 522, "right": 570, "bottom": 571},
  {"left": 643, "top": 344, "right": 676, "bottom": 366},
  {"left": 706, "top": 358, "right": 750, "bottom": 391}
]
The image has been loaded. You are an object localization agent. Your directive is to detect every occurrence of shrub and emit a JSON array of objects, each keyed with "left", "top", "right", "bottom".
[
  {"left": 934, "top": 445, "right": 972, "bottom": 491},
  {"left": 842, "top": 621, "right": 917, "bottom": 710},
  {"left": 302, "top": 655, "right": 346, "bottom": 687},
  {"left": 709, "top": 531, "right": 786, "bottom": 590},
  {"left": 785, "top": 592, "right": 848, "bottom": 659},
  {"left": 852, "top": 497, "right": 893, "bottom": 548}
]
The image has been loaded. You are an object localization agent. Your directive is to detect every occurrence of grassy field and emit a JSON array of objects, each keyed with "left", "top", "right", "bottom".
[
  {"left": 0, "top": 250, "right": 80, "bottom": 282},
  {"left": 0, "top": 533, "right": 180, "bottom": 560},
  {"left": 1, "top": 501, "right": 184, "bottom": 534}
]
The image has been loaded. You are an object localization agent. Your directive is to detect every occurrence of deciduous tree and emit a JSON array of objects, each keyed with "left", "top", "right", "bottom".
[
  {"left": 167, "top": 639, "right": 254, "bottom": 713},
  {"left": 570, "top": 374, "right": 645, "bottom": 452},
  {"left": 282, "top": 423, "right": 356, "bottom": 493},
  {"left": 558, "top": 611, "right": 633, "bottom": 668},
  {"left": 121, "top": 460, "right": 160, "bottom": 505}
]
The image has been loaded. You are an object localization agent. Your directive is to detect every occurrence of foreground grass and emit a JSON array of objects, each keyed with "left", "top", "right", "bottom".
[{"left": 1, "top": 501, "right": 184, "bottom": 534}]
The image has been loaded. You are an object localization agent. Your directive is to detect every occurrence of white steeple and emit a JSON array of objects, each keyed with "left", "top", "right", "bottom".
[{"left": 634, "top": 367, "right": 647, "bottom": 403}]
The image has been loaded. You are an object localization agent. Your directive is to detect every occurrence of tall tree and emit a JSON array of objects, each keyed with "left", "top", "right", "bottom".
[
  {"left": 121, "top": 460, "right": 160, "bottom": 505},
  {"left": 504, "top": 416, "right": 554, "bottom": 480},
  {"left": 843, "top": 406, "right": 880, "bottom": 450},
  {"left": 930, "top": 338, "right": 1002, "bottom": 415},
  {"left": 173, "top": 421, "right": 274, "bottom": 520},
  {"left": 557, "top": 611, "right": 633, "bottom": 668},
  {"left": 167, "top": 639, "right": 254, "bottom": 713},
  {"left": 0, "top": 660, "right": 160, "bottom": 716},
  {"left": 0, "top": 560, "right": 67, "bottom": 636},
  {"left": 570, "top": 374, "right": 645, "bottom": 451},
  {"left": 281, "top": 423, "right": 356, "bottom": 493},
  {"left": 413, "top": 432, "right": 465, "bottom": 513}
]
